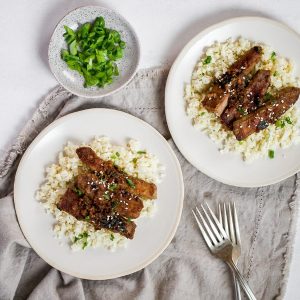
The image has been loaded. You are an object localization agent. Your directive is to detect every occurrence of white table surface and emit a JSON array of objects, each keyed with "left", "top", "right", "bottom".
[{"left": 1, "top": 0, "right": 300, "bottom": 298}]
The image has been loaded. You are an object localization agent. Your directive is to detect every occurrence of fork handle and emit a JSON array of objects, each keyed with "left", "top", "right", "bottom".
[
  {"left": 227, "top": 261, "right": 257, "bottom": 300},
  {"left": 233, "top": 274, "right": 241, "bottom": 300}
]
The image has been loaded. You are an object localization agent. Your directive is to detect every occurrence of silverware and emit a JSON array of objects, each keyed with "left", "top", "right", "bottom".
[
  {"left": 192, "top": 203, "right": 256, "bottom": 300},
  {"left": 218, "top": 203, "right": 241, "bottom": 300}
]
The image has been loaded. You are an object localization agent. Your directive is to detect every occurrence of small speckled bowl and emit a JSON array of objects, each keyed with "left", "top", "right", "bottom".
[{"left": 48, "top": 6, "right": 140, "bottom": 98}]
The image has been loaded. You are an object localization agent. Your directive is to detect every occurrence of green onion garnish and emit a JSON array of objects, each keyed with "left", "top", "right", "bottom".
[
  {"left": 285, "top": 117, "right": 293, "bottom": 125},
  {"left": 103, "top": 194, "right": 110, "bottom": 200},
  {"left": 275, "top": 119, "right": 285, "bottom": 128},
  {"left": 237, "top": 107, "right": 247, "bottom": 116},
  {"left": 61, "top": 17, "right": 125, "bottom": 88},
  {"left": 271, "top": 51, "right": 276, "bottom": 61},
  {"left": 275, "top": 117, "right": 293, "bottom": 128},
  {"left": 73, "top": 187, "right": 84, "bottom": 197},
  {"left": 74, "top": 231, "right": 89, "bottom": 249},
  {"left": 204, "top": 55, "right": 212, "bottom": 65},
  {"left": 268, "top": 149, "right": 275, "bottom": 159},
  {"left": 109, "top": 183, "right": 118, "bottom": 191},
  {"left": 137, "top": 151, "right": 146, "bottom": 155},
  {"left": 264, "top": 92, "right": 274, "bottom": 101},
  {"left": 126, "top": 178, "right": 136, "bottom": 189}
]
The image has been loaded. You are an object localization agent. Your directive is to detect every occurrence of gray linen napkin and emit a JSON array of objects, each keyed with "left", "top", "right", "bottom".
[{"left": 0, "top": 67, "right": 299, "bottom": 300}]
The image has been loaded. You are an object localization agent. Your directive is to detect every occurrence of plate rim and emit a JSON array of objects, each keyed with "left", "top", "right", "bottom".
[
  {"left": 165, "top": 16, "right": 300, "bottom": 188},
  {"left": 14, "top": 108, "right": 184, "bottom": 279},
  {"left": 48, "top": 5, "right": 141, "bottom": 98}
]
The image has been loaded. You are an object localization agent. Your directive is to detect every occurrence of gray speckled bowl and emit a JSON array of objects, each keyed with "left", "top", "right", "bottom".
[{"left": 48, "top": 6, "right": 140, "bottom": 98}]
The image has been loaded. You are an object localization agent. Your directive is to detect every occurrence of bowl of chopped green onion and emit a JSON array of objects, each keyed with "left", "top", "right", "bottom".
[{"left": 48, "top": 6, "right": 140, "bottom": 98}]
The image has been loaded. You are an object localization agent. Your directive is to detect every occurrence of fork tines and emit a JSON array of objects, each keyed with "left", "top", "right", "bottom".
[
  {"left": 218, "top": 202, "right": 241, "bottom": 246},
  {"left": 192, "top": 203, "right": 229, "bottom": 249}
]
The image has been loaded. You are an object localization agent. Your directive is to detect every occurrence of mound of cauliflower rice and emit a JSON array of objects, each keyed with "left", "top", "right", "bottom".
[
  {"left": 185, "top": 38, "right": 300, "bottom": 162},
  {"left": 36, "top": 137, "right": 165, "bottom": 251}
]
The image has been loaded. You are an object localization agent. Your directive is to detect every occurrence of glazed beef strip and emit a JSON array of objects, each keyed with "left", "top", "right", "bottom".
[
  {"left": 202, "top": 46, "right": 262, "bottom": 116},
  {"left": 76, "top": 147, "right": 157, "bottom": 199},
  {"left": 58, "top": 188, "right": 137, "bottom": 239},
  {"left": 233, "top": 87, "right": 300, "bottom": 140},
  {"left": 75, "top": 171, "right": 144, "bottom": 219},
  {"left": 221, "top": 69, "right": 271, "bottom": 128},
  {"left": 57, "top": 146, "right": 158, "bottom": 239}
]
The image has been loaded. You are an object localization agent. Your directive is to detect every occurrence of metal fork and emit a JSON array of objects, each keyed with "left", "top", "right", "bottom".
[
  {"left": 219, "top": 203, "right": 241, "bottom": 300},
  {"left": 192, "top": 203, "right": 256, "bottom": 300}
]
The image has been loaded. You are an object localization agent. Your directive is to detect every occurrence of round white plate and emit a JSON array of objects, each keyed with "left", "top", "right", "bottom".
[
  {"left": 165, "top": 16, "right": 300, "bottom": 187},
  {"left": 14, "top": 109, "right": 184, "bottom": 279},
  {"left": 48, "top": 6, "right": 140, "bottom": 98}
]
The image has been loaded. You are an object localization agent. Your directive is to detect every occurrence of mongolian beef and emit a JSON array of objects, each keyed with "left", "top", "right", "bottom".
[
  {"left": 58, "top": 147, "right": 158, "bottom": 240},
  {"left": 202, "top": 46, "right": 262, "bottom": 116},
  {"left": 202, "top": 46, "right": 300, "bottom": 140}
]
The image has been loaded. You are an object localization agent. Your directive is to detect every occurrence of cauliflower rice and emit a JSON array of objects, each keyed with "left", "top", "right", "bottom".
[
  {"left": 36, "top": 137, "right": 165, "bottom": 251},
  {"left": 185, "top": 38, "right": 300, "bottom": 161}
]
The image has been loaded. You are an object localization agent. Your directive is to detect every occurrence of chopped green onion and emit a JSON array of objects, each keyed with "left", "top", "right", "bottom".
[
  {"left": 275, "top": 119, "right": 285, "bottom": 128},
  {"left": 275, "top": 117, "right": 293, "bottom": 128},
  {"left": 264, "top": 92, "right": 274, "bottom": 101},
  {"left": 204, "top": 55, "right": 212, "bottom": 65},
  {"left": 109, "top": 183, "right": 118, "bottom": 191},
  {"left": 271, "top": 51, "right": 276, "bottom": 61},
  {"left": 237, "top": 107, "right": 247, "bottom": 116},
  {"left": 74, "top": 231, "right": 89, "bottom": 249},
  {"left": 73, "top": 187, "right": 84, "bottom": 197},
  {"left": 61, "top": 17, "right": 126, "bottom": 88},
  {"left": 273, "top": 71, "right": 278, "bottom": 76},
  {"left": 63, "top": 25, "right": 75, "bottom": 38},
  {"left": 111, "top": 153, "right": 121, "bottom": 160},
  {"left": 126, "top": 178, "right": 135, "bottom": 189},
  {"left": 110, "top": 234, "right": 115, "bottom": 241},
  {"left": 69, "top": 40, "right": 78, "bottom": 55},
  {"left": 103, "top": 193, "right": 110, "bottom": 200},
  {"left": 74, "top": 235, "right": 80, "bottom": 242},
  {"left": 85, "top": 216, "right": 90, "bottom": 221},
  {"left": 137, "top": 151, "right": 146, "bottom": 155},
  {"left": 285, "top": 117, "right": 293, "bottom": 125},
  {"left": 268, "top": 149, "right": 275, "bottom": 159}
]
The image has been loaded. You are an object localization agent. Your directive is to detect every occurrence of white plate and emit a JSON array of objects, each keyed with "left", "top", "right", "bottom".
[
  {"left": 165, "top": 17, "right": 300, "bottom": 187},
  {"left": 14, "top": 109, "right": 184, "bottom": 279},
  {"left": 48, "top": 6, "right": 140, "bottom": 98}
]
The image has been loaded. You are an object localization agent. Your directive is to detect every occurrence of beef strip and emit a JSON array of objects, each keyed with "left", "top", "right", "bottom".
[
  {"left": 57, "top": 147, "right": 158, "bottom": 239},
  {"left": 75, "top": 171, "right": 144, "bottom": 219},
  {"left": 202, "top": 46, "right": 262, "bottom": 116},
  {"left": 221, "top": 70, "right": 271, "bottom": 128},
  {"left": 233, "top": 87, "right": 300, "bottom": 140},
  {"left": 58, "top": 188, "right": 137, "bottom": 239},
  {"left": 76, "top": 147, "right": 157, "bottom": 199}
]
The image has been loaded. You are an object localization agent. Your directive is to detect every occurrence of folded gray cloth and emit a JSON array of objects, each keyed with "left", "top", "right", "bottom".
[{"left": 0, "top": 67, "right": 299, "bottom": 300}]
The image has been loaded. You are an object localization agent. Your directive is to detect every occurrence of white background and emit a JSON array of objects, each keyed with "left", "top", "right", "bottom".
[{"left": 1, "top": 0, "right": 300, "bottom": 298}]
